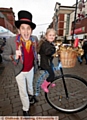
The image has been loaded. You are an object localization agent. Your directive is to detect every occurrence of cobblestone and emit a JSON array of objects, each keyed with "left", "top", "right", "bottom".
[{"left": 0, "top": 59, "right": 87, "bottom": 120}]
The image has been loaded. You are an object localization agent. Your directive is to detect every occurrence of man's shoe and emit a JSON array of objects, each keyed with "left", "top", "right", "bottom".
[
  {"left": 80, "top": 62, "right": 82, "bottom": 65},
  {"left": 29, "top": 95, "right": 38, "bottom": 105},
  {"left": 33, "top": 95, "right": 38, "bottom": 102},
  {"left": 23, "top": 110, "right": 30, "bottom": 116},
  {"left": 29, "top": 95, "right": 35, "bottom": 104}
]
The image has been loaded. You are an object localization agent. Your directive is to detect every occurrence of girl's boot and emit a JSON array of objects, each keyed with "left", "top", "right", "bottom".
[
  {"left": 41, "top": 80, "right": 50, "bottom": 93},
  {"left": 51, "top": 83, "right": 56, "bottom": 87}
]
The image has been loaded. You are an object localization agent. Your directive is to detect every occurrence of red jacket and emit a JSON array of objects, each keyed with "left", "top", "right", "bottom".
[{"left": 74, "top": 38, "right": 79, "bottom": 48}]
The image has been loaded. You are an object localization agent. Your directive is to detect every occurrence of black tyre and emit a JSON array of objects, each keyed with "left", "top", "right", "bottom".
[{"left": 45, "top": 74, "right": 87, "bottom": 113}]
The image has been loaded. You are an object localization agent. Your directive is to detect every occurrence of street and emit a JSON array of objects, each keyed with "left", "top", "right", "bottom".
[{"left": 0, "top": 59, "right": 87, "bottom": 120}]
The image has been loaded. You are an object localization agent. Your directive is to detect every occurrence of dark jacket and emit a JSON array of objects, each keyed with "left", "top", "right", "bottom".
[
  {"left": 39, "top": 40, "right": 56, "bottom": 69},
  {"left": 82, "top": 41, "right": 87, "bottom": 53}
]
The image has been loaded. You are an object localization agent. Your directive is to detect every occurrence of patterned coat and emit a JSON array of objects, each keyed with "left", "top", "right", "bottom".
[{"left": 2, "top": 35, "right": 38, "bottom": 76}]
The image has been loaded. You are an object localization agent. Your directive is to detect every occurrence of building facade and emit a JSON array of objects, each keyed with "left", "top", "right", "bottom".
[
  {"left": 52, "top": 2, "right": 75, "bottom": 39},
  {"left": 0, "top": 7, "right": 16, "bottom": 33},
  {"left": 52, "top": 0, "right": 87, "bottom": 40}
]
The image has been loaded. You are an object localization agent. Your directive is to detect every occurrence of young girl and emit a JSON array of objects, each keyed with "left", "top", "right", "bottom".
[{"left": 38, "top": 28, "right": 56, "bottom": 93}]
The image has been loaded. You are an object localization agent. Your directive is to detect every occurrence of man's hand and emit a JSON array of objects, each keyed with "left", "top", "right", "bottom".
[{"left": 15, "top": 47, "right": 22, "bottom": 59}]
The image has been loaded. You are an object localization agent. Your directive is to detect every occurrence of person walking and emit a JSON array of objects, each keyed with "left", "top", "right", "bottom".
[
  {"left": 37, "top": 28, "right": 56, "bottom": 93},
  {"left": 74, "top": 36, "right": 82, "bottom": 64},
  {"left": 2, "top": 10, "right": 38, "bottom": 116},
  {"left": 82, "top": 37, "right": 87, "bottom": 64},
  {"left": 81, "top": 35, "right": 87, "bottom": 61}
]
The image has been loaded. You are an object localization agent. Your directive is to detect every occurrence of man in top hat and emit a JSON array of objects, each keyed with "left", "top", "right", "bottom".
[{"left": 2, "top": 10, "right": 38, "bottom": 116}]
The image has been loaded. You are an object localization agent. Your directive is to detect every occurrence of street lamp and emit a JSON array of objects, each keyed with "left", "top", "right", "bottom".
[
  {"left": 72, "top": 0, "right": 85, "bottom": 44},
  {"left": 72, "top": 0, "right": 78, "bottom": 43}
]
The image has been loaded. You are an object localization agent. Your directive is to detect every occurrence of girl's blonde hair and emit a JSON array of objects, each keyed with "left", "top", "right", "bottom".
[
  {"left": 45, "top": 28, "right": 56, "bottom": 36},
  {"left": 36, "top": 38, "right": 45, "bottom": 53},
  {"left": 37, "top": 28, "right": 56, "bottom": 53}
]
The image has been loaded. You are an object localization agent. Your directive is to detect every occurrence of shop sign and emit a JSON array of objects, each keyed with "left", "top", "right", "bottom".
[{"left": 71, "top": 27, "right": 85, "bottom": 34}]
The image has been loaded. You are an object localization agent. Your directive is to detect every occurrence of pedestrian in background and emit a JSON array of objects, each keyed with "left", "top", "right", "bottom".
[
  {"left": 82, "top": 35, "right": 87, "bottom": 64},
  {"left": 74, "top": 36, "right": 82, "bottom": 64},
  {"left": 2, "top": 10, "right": 38, "bottom": 116},
  {"left": 0, "top": 38, "right": 6, "bottom": 63},
  {"left": 38, "top": 28, "right": 56, "bottom": 93},
  {"left": 81, "top": 35, "right": 87, "bottom": 61},
  {"left": 74, "top": 36, "right": 79, "bottom": 48}
]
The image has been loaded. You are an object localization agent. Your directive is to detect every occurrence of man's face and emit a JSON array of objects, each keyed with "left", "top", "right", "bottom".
[{"left": 18, "top": 24, "right": 32, "bottom": 41}]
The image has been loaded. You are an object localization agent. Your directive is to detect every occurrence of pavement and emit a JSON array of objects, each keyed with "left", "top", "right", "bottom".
[{"left": 0, "top": 58, "right": 87, "bottom": 120}]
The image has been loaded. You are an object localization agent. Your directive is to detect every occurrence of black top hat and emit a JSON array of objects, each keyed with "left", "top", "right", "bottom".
[{"left": 15, "top": 10, "right": 36, "bottom": 30}]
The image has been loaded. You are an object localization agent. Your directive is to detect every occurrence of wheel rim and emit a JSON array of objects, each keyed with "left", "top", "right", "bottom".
[{"left": 45, "top": 75, "right": 87, "bottom": 113}]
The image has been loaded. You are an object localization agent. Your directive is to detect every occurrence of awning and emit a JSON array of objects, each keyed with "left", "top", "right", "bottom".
[
  {"left": 67, "top": 34, "right": 86, "bottom": 40},
  {"left": 0, "top": 26, "right": 16, "bottom": 38},
  {"left": 58, "top": 6, "right": 75, "bottom": 14}
]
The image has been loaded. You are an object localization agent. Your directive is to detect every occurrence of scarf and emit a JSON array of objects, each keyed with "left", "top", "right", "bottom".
[{"left": 20, "top": 36, "right": 32, "bottom": 52}]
